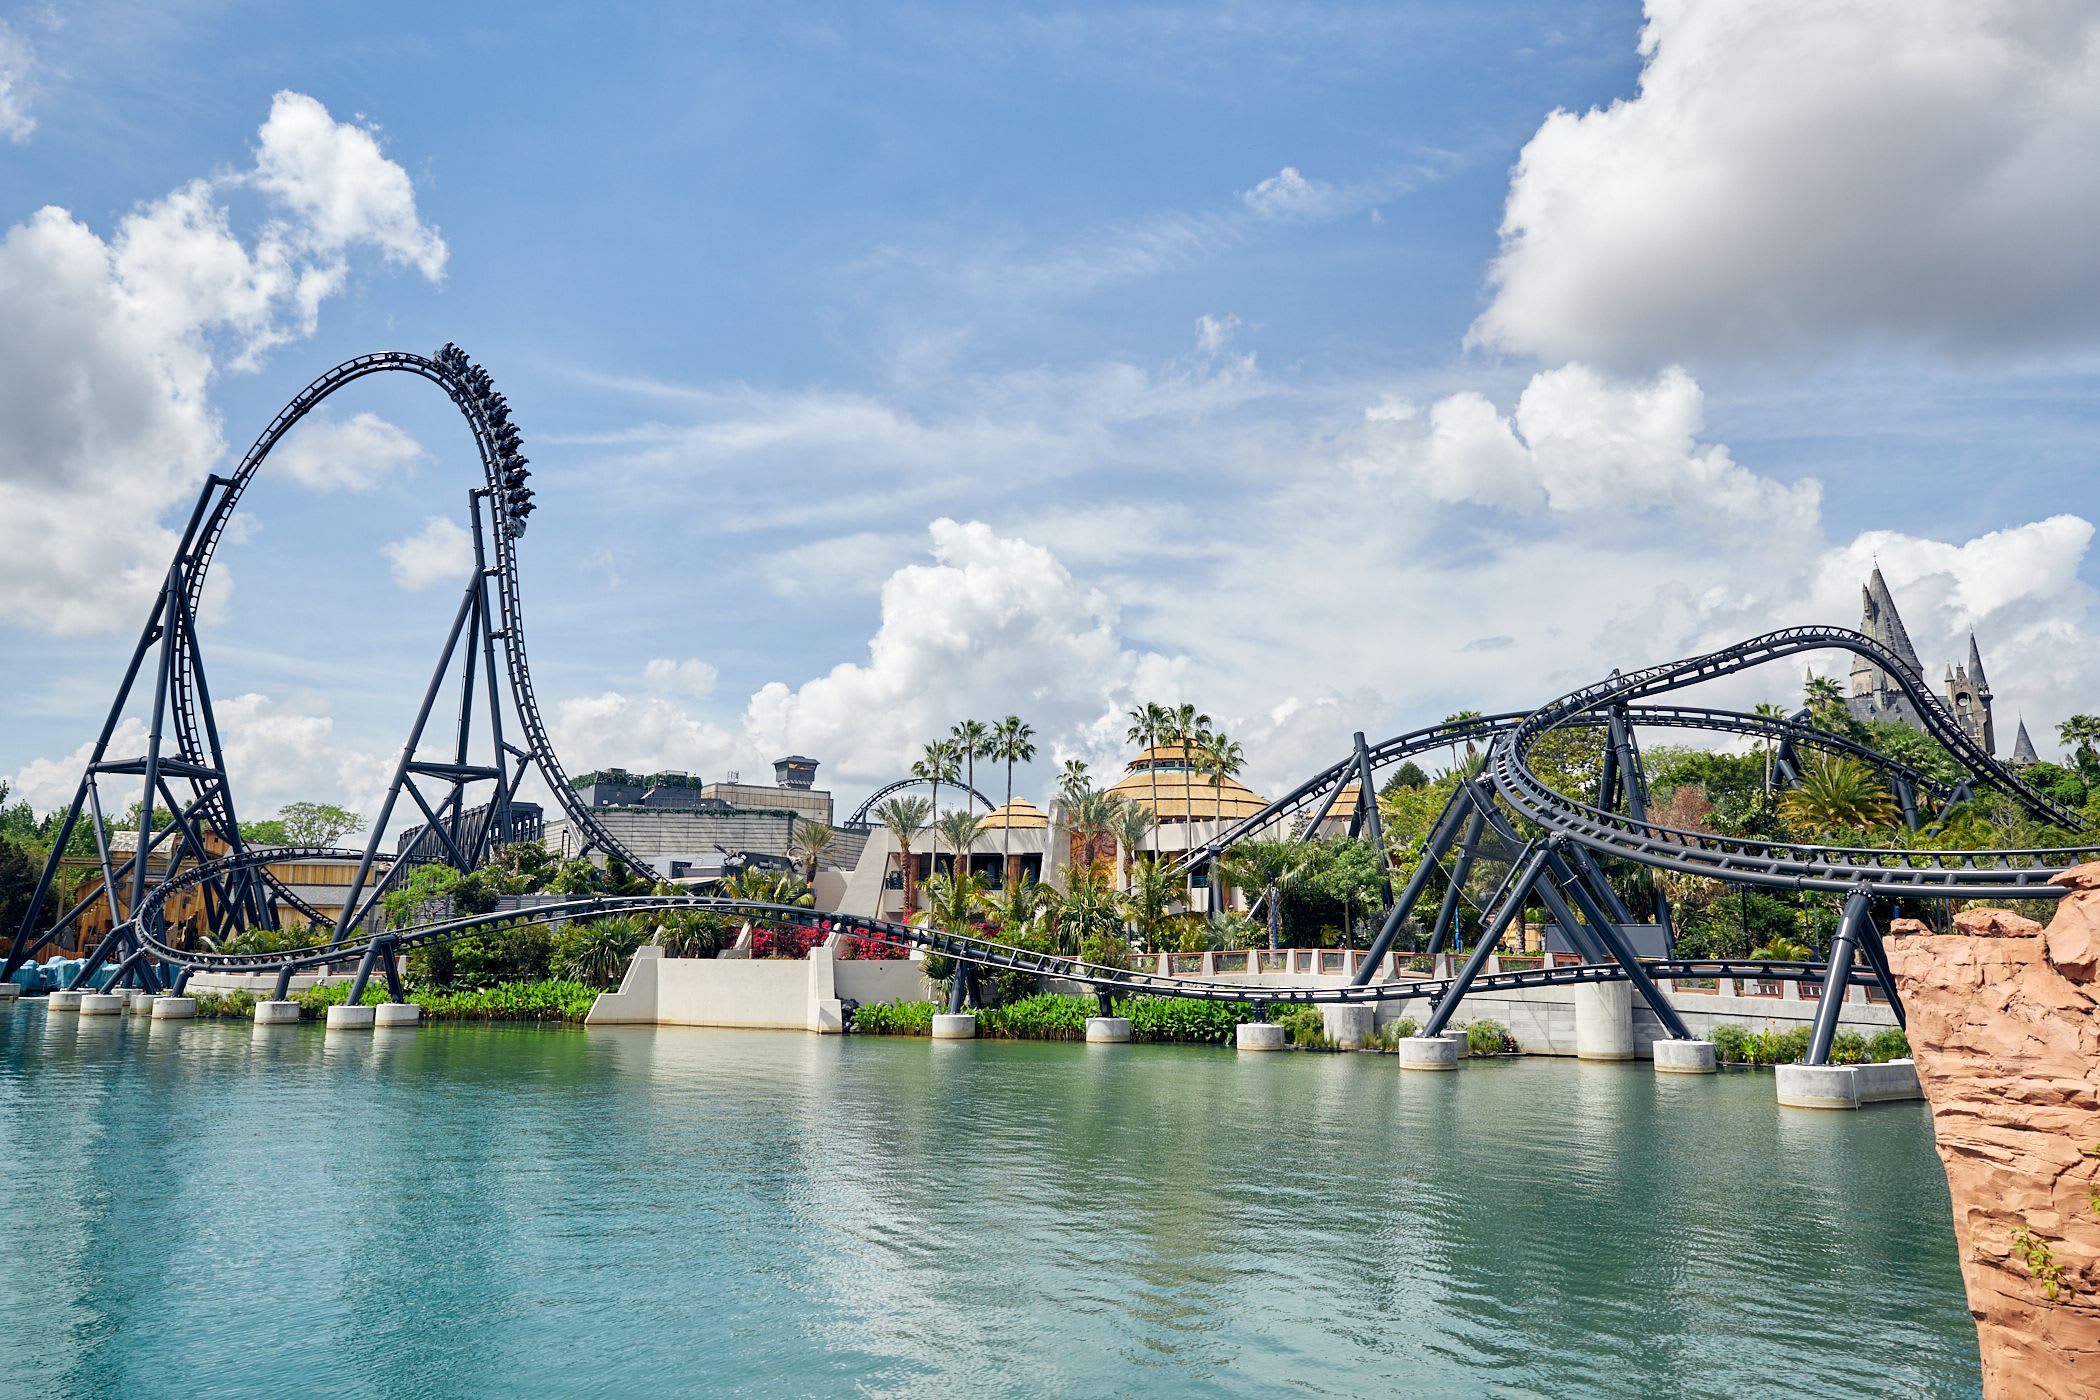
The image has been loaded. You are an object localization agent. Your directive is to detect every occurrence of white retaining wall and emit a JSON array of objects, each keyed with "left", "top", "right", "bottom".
[{"left": 586, "top": 944, "right": 932, "bottom": 1033}]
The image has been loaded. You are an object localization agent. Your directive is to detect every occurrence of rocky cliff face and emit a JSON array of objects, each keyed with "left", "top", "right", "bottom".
[{"left": 1886, "top": 872, "right": 2100, "bottom": 1399}]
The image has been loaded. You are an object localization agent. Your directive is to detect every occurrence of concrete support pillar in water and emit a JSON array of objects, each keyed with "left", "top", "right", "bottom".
[
  {"left": 1321, "top": 1005, "right": 1375, "bottom": 1048},
  {"left": 47, "top": 990, "right": 82, "bottom": 1011},
  {"left": 930, "top": 1013, "right": 977, "bottom": 1040},
  {"left": 373, "top": 1003, "right": 421, "bottom": 1029},
  {"left": 1573, "top": 980, "right": 1634, "bottom": 1060},
  {"left": 79, "top": 993, "right": 126, "bottom": 1016},
  {"left": 1084, "top": 1016, "right": 1130, "bottom": 1043},
  {"left": 325, "top": 1004, "right": 376, "bottom": 1030},
  {"left": 1236, "top": 1022, "right": 1285, "bottom": 1051},
  {"left": 1652, "top": 1039, "right": 1716, "bottom": 1074},
  {"left": 254, "top": 1000, "right": 300, "bottom": 1025},
  {"left": 1398, "top": 1037, "right": 1458, "bottom": 1070},
  {"left": 150, "top": 996, "right": 196, "bottom": 1020}
]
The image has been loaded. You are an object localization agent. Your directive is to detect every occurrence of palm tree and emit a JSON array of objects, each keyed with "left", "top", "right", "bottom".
[
  {"left": 936, "top": 809, "right": 984, "bottom": 886},
  {"left": 1168, "top": 703, "right": 1213, "bottom": 755},
  {"left": 1779, "top": 755, "right": 1899, "bottom": 841},
  {"left": 913, "top": 739, "right": 961, "bottom": 838},
  {"left": 1219, "top": 838, "right": 1316, "bottom": 950},
  {"left": 874, "top": 795, "right": 931, "bottom": 915},
  {"left": 1803, "top": 674, "right": 1846, "bottom": 720},
  {"left": 1125, "top": 702, "right": 1170, "bottom": 830},
  {"left": 1056, "top": 758, "right": 1091, "bottom": 805},
  {"left": 1054, "top": 788, "right": 1122, "bottom": 880},
  {"left": 983, "top": 875, "right": 1047, "bottom": 943},
  {"left": 1125, "top": 854, "right": 1179, "bottom": 953},
  {"left": 786, "top": 819, "right": 838, "bottom": 886},
  {"left": 1112, "top": 800, "right": 1156, "bottom": 889},
  {"left": 990, "top": 714, "right": 1037, "bottom": 885},
  {"left": 2058, "top": 715, "right": 2100, "bottom": 779},
  {"left": 1752, "top": 701, "right": 1788, "bottom": 794},
  {"left": 951, "top": 719, "right": 992, "bottom": 818},
  {"left": 1195, "top": 731, "right": 1244, "bottom": 913},
  {"left": 1441, "top": 709, "right": 1483, "bottom": 774},
  {"left": 1749, "top": 935, "right": 1813, "bottom": 962},
  {"left": 913, "top": 869, "right": 986, "bottom": 938}
]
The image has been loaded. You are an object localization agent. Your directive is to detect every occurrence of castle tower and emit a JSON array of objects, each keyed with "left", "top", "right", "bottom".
[
  {"left": 1847, "top": 566, "right": 1927, "bottom": 727},
  {"left": 1943, "top": 633, "right": 1996, "bottom": 756}
]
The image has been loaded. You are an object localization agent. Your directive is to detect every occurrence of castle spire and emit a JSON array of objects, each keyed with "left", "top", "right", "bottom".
[
  {"left": 1966, "top": 632, "right": 1990, "bottom": 697},
  {"left": 2011, "top": 717, "right": 2039, "bottom": 768},
  {"left": 1863, "top": 565, "right": 1925, "bottom": 678}
]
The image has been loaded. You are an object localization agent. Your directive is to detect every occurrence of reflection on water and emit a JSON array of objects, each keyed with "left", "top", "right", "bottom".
[{"left": 0, "top": 1006, "right": 1980, "bottom": 1398}]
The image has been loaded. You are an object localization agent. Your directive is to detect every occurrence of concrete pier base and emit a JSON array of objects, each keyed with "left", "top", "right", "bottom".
[
  {"left": 373, "top": 1002, "right": 421, "bottom": 1028},
  {"left": 1440, "top": 1029, "right": 1470, "bottom": 1055},
  {"left": 325, "top": 1004, "right": 376, "bottom": 1031},
  {"left": 1652, "top": 1039, "right": 1717, "bottom": 1074},
  {"left": 1573, "top": 981, "right": 1635, "bottom": 1060},
  {"left": 930, "top": 1013, "right": 977, "bottom": 1040},
  {"left": 254, "top": 1000, "right": 300, "bottom": 1025},
  {"left": 1776, "top": 1059, "right": 1924, "bottom": 1110},
  {"left": 79, "top": 992, "right": 126, "bottom": 1016},
  {"left": 47, "top": 990, "right": 82, "bottom": 1011},
  {"left": 1321, "top": 1005, "right": 1376, "bottom": 1048},
  {"left": 0, "top": 982, "right": 22, "bottom": 1002},
  {"left": 1398, "top": 1036, "right": 1460, "bottom": 1071},
  {"left": 1236, "top": 1022, "right": 1286, "bottom": 1051},
  {"left": 1084, "top": 1016, "right": 1131, "bottom": 1043},
  {"left": 128, "top": 991, "right": 157, "bottom": 1015},
  {"left": 150, "top": 996, "right": 197, "bottom": 1020}
]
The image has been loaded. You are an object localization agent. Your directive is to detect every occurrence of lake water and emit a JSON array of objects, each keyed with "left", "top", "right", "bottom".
[{"left": 0, "top": 1006, "right": 1980, "bottom": 1398}]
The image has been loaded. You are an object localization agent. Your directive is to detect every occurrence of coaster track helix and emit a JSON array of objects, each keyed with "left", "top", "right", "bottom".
[{"left": 4, "top": 347, "right": 649, "bottom": 988}]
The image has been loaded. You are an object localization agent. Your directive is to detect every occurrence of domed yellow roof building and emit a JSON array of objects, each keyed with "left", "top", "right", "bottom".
[
  {"left": 979, "top": 796, "right": 1050, "bottom": 831},
  {"left": 1105, "top": 743, "right": 1269, "bottom": 824}
]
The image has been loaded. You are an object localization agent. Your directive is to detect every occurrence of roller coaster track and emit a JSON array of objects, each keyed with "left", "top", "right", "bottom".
[
  {"left": 1176, "top": 701, "right": 1966, "bottom": 874},
  {"left": 843, "top": 778, "right": 996, "bottom": 829},
  {"left": 131, "top": 855, "right": 1875, "bottom": 1011},
  {"left": 1493, "top": 628, "right": 2092, "bottom": 898}
]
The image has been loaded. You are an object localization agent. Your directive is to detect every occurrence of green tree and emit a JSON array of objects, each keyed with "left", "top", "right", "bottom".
[
  {"left": 786, "top": 819, "right": 838, "bottom": 885},
  {"left": 0, "top": 837, "right": 40, "bottom": 940},
  {"left": 1218, "top": 838, "right": 1318, "bottom": 950},
  {"left": 950, "top": 719, "right": 992, "bottom": 819},
  {"left": 1125, "top": 702, "right": 1170, "bottom": 827},
  {"left": 1317, "top": 838, "right": 1388, "bottom": 947},
  {"left": 1056, "top": 758, "right": 1092, "bottom": 805},
  {"left": 277, "top": 801, "right": 367, "bottom": 847},
  {"left": 913, "top": 870, "right": 986, "bottom": 938},
  {"left": 1124, "top": 855, "right": 1180, "bottom": 952},
  {"left": 913, "top": 739, "right": 961, "bottom": 836},
  {"left": 1804, "top": 674, "right": 1846, "bottom": 718},
  {"left": 2059, "top": 715, "right": 2100, "bottom": 780},
  {"left": 1195, "top": 731, "right": 1245, "bottom": 831},
  {"left": 935, "top": 809, "right": 985, "bottom": 884},
  {"left": 874, "top": 795, "right": 931, "bottom": 914},
  {"left": 982, "top": 875, "right": 1048, "bottom": 943},
  {"left": 1112, "top": 799, "right": 1156, "bottom": 889},
  {"left": 990, "top": 714, "right": 1037, "bottom": 882},
  {"left": 1053, "top": 788, "right": 1122, "bottom": 880},
  {"left": 1780, "top": 755, "right": 1900, "bottom": 841}
]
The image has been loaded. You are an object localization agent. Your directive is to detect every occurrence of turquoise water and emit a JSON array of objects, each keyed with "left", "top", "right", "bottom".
[{"left": 0, "top": 1007, "right": 1979, "bottom": 1398}]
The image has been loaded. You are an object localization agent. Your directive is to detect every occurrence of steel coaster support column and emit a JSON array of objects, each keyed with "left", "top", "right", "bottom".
[
  {"left": 1895, "top": 778, "right": 1921, "bottom": 833},
  {"left": 128, "top": 570, "right": 183, "bottom": 932},
  {"left": 272, "top": 964, "right": 295, "bottom": 1001},
  {"left": 1420, "top": 845, "right": 1551, "bottom": 1038},
  {"left": 1096, "top": 988, "right": 1115, "bottom": 1017},
  {"left": 345, "top": 938, "right": 385, "bottom": 1006},
  {"left": 332, "top": 570, "right": 485, "bottom": 943},
  {"left": 1469, "top": 799, "right": 1609, "bottom": 963},
  {"left": 1296, "top": 761, "right": 1354, "bottom": 843},
  {"left": 1563, "top": 841, "right": 1636, "bottom": 928},
  {"left": 1852, "top": 912, "right": 1905, "bottom": 1029},
  {"left": 381, "top": 944, "right": 407, "bottom": 1004},
  {"left": 1426, "top": 805, "right": 1489, "bottom": 958},
  {"left": 1351, "top": 732, "right": 1393, "bottom": 905},
  {"left": 468, "top": 495, "right": 515, "bottom": 848},
  {"left": 1806, "top": 886, "right": 1871, "bottom": 1065},
  {"left": 1540, "top": 842, "right": 1694, "bottom": 1041},
  {"left": 1607, "top": 706, "right": 1674, "bottom": 945},
  {"left": 1349, "top": 786, "right": 1470, "bottom": 985}
]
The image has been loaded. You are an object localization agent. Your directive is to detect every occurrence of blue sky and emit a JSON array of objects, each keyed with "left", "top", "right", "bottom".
[{"left": 3, "top": 1, "right": 2098, "bottom": 829}]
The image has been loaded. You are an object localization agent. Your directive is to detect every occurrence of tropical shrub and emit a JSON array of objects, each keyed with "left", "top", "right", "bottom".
[
  {"left": 1116, "top": 996, "right": 1256, "bottom": 1044},
  {"left": 1465, "top": 1019, "right": 1515, "bottom": 1056},
  {"left": 1272, "top": 1005, "right": 1330, "bottom": 1048},
  {"left": 978, "top": 993, "right": 1092, "bottom": 1041},
  {"left": 550, "top": 917, "right": 646, "bottom": 987},
  {"left": 658, "top": 909, "right": 736, "bottom": 959},
  {"left": 849, "top": 999, "right": 936, "bottom": 1035},
  {"left": 1867, "top": 1027, "right": 1910, "bottom": 1062},
  {"left": 1710, "top": 1023, "right": 1752, "bottom": 1064},
  {"left": 187, "top": 989, "right": 256, "bottom": 1019},
  {"left": 1828, "top": 1030, "right": 1871, "bottom": 1065}
]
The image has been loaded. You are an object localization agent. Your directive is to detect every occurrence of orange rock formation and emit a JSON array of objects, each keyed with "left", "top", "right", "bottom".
[{"left": 1886, "top": 870, "right": 2100, "bottom": 1398}]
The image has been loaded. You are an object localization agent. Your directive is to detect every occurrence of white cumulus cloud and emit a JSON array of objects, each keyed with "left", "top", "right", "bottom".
[
  {"left": 0, "top": 90, "right": 445, "bottom": 637},
  {"left": 380, "top": 516, "right": 472, "bottom": 591},
  {"left": 1470, "top": 0, "right": 2100, "bottom": 367},
  {"left": 644, "top": 657, "right": 720, "bottom": 698},
  {"left": 274, "top": 410, "right": 423, "bottom": 491}
]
